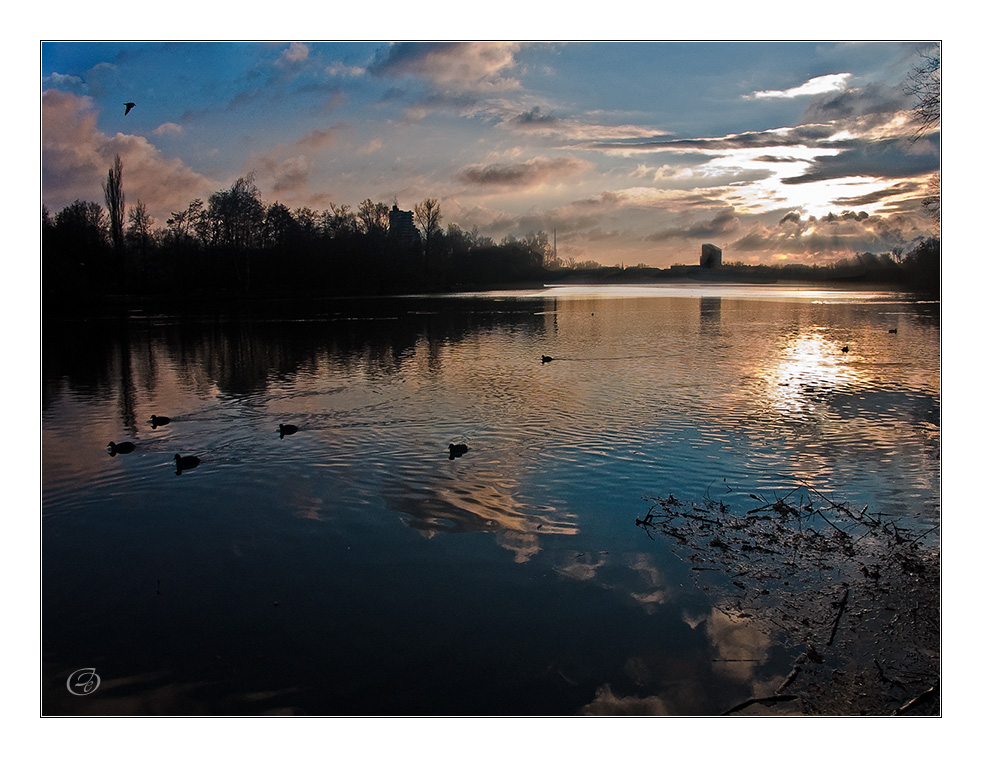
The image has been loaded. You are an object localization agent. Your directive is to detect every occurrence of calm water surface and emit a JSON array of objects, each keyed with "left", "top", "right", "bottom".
[{"left": 42, "top": 284, "right": 940, "bottom": 715}]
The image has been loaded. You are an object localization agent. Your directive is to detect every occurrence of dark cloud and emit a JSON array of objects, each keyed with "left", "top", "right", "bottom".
[
  {"left": 833, "top": 181, "right": 922, "bottom": 207},
  {"left": 295, "top": 127, "right": 344, "bottom": 151},
  {"left": 367, "top": 41, "right": 524, "bottom": 94},
  {"left": 570, "top": 191, "right": 628, "bottom": 209},
  {"left": 368, "top": 42, "right": 460, "bottom": 77},
  {"left": 783, "top": 135, "right": 939, "bottom": 185},
  {"left": 513, "top": 107, "right": 559, "bottom": 127},
  {"left": 457, "top": 156, "right": 590, "bottom": 188},
  {"left": 802, "top": 82, "right": 907, "bottom": 124},
  {"left": 728, "top": 205, "right": 931, "bottom": 262},
  {"left": 755, "top": 155, "right": 800, "bottom": 163},
  {"left": 645, "top": 209, "right": 740, "bottom": 242},
  {"left": 583, "top": 123, "right": 840, "bottom": 154}
]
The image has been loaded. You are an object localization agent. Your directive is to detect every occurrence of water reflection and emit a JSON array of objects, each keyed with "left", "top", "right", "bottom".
[
  {"left": 42, "top": 287, "right": 939, "bottom": 715},
  {"left": 762, "top": 331, "right": 860, "bottom": 415}
]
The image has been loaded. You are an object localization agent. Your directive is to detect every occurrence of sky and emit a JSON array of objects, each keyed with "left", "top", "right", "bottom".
[{"left": 40, "top": 40, "right": 940, "bottom": 268}]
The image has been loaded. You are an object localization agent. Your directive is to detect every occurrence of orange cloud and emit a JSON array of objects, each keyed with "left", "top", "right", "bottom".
[{"left": 42, "top": 89, "right": 212, "bottom": 222}]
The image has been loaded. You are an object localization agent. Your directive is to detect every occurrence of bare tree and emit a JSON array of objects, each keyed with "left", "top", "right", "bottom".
[
  {"left": 904, "top": 45, "right": 940, "bottom": 235},
  {"left": 357, "top": 199, "right": 390, "bottom": 236},
  {"left": 103, "top": 154, "right": 125, "bottom": 255},
  {"left": 323, "top": 203, "right": 357, "bottom": 239},
  {"left": 127, "top": 200, "right": 154, "bottom": 288},
  {"left": 904, "top": 44, "right": 940, "bottom": 140},
  {"left": 414, "top": 198, "right": 442, "bottom": 254}
]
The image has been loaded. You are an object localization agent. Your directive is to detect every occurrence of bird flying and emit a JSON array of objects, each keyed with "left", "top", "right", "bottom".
[{"left": 124, "top": 102, "right": 136, "bottom": 115}]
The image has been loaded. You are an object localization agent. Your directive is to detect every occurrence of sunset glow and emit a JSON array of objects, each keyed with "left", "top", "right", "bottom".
[{"left": 41, "top": 41, "right": 939, "bottom": 269}]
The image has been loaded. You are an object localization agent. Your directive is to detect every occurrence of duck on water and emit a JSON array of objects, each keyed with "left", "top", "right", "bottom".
[
  {"left": 174, "top": 454, "right": 200, "bottom": 474},
  {"left": 107, "top": 441, "right": 136, "bottom": 456}
]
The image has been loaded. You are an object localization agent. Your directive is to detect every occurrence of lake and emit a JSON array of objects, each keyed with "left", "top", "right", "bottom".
[{"left": 41, "top": 283, "right": 940, "bottom": 715}]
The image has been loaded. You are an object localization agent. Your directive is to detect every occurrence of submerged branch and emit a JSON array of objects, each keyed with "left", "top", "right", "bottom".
[{"left": 638, "top": 483, "right": 939, "bottom": 716}]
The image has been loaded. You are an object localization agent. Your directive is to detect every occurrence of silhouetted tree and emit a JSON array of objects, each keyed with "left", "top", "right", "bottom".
[
  {"left": 444, "top": 223, "right": 472, "bottom": 255},
  {"left": 522, "top": 230, "right": 549, "bottom": 267},
  {"left": 166, "top": 198, "right": 205, "bottom": 245},
  {"left": 414, "top": 198, "right": 442, "bottom": 255},
  {"left": 104, "top": 154, "right": 125, "bottom": 248},
  {"left": 357, "top": 199, "right": 390, "bottom": 237},
  {"left": 49, "top": 200, "right": 110, "bottom": 294},
  {"left": 42, "top": 205, "right": 55, "bottom": 243},
  {"left": 264, "top": 202, "right": 299, "bottom": 249},
  {"left": 902, "top": 237, "right": 940, "bottom": 291},
  {"left": 103, "top": 154, "right": 125, "bottom": 285},
  {"left": 205, "top": 174, "right": 266, "bottom": 291},
  {"left": 905, "top": 45, "right": 940, "bottom": 140},
  {"left": 905, "top": 45, "right": 940, "bottom": 238},
  {"left": 55, "top": 200, "right": 108, "bottom": 249},
  {"left": 206, "top": 174, "right": 265, "bottom": 250},
  {"left": 323, "top": 203, "right": 357, "bottom": 239},
  {"left": 293, "top": 206, "right": 319, "bottom": 243},
  {"left": 127, "top": 199, "right": 155, "bottom": 289}
]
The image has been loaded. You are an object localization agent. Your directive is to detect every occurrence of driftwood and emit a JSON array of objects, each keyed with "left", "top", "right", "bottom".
[
  {"left": 826, "top": 587, "right": 849, "bottom": 646},
  {"left": 637, "top": 484, "right": 940, "bottom": 716},
  {"left": 893, "top": 685, "right": 939, "bottom": 716}
]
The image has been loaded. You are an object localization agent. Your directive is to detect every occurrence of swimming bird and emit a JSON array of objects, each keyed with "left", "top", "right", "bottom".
[
  {"left": 888, "top": 328, "right": 898, "bottom": 334},
  {"left": 149, "top": 414, "right": 171, "bottom": 429},
  {"left": 107, "top": 441, "right": 136, "bottom": 456},
  {"left": 449, "top": 443, "right": 469, "bottom": 460},
  {"left": 842, "top": 346, "right": 850, "bottom": 353},
  {"left": 174, "top": 453, "right": 200, "bottom": 474},
  {"left": 124, "top": 102, "right": 136, "bottom": 115},
  {"left": 279, "top": 424, "right": 299, "bottom": 438},
  {"left": 541, "top": 355, "right": 553, "bottom": 363}
]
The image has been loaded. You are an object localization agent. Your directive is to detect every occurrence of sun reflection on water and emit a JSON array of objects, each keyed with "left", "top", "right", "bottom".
[{"left": 761, "top": 332, "right": 860, "bottom": 416}]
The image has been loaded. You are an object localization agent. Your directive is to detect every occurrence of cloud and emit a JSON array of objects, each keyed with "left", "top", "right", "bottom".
[
  {"left": 728, "top": 204, "right": 933, "bottom": 262},
  {"left": 580, "top": 684, "right": 673, "bottom": 716},
  {"left": 582, "top": 123, "right": 841, "bottom": 156},
  {"left": 512, "top": 106, "right": 558, "bottom": 127},
  {"left": 152, "top": 122, "right": 183, "bottom": 136},
  {"left": 555, "top": 552, "right": 606, "bottom": 582},
  {"left": 832, "top": 180, "right": 923, "bottom": 207},
  {"left": 750, "top": 73, "right": 851, "bottom": 99},
  {"left": 368, "top": 41, "right": 527, "bottom": 93},
  {"left": 244, "top": 126, "right": 346, "bottom": 202},
  {"left": 294, "top": 126, "right": 344, "bottom": 152},
  {"left": 782, "top": 135, "right": 939, "bottom": 185},
  {"left": 325, "top": 61, "right": 366, "bottom": 78},
  {"left": 645, "top": 209, "right": 741, "bottom": 241},
  {"left": 43, "top": 72, "right": 85, "bottom": 92},
  {"left": 42, "top": 89, "right": 213, "bottom": 222},
  {"left": 277, "top": 42, "right": 309, "bottom": 67},
  {"left": 705, "top": 609, "right": 772, "bottom": 682},
  {"left": 802, "top": 81, "right": 907, "bottom": 123},
  {"left": 457, "top": 156, "right": 590, "bottom": 189},
  {"left": 258, "top": 155, "right": 310, "bottom": 195}
]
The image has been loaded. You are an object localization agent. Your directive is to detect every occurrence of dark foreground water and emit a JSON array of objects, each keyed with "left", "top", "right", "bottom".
[{"left": 42, "top": 284, "right": 940, "bottom": 715}]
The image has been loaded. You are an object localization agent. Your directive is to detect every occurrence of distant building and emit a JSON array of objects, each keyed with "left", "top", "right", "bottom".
[
  {"left": 700, "top": 244, "right": 722, "bottom": 268},
  {"left": 388, "top": 204, "right": 419, "bottom": 249}
]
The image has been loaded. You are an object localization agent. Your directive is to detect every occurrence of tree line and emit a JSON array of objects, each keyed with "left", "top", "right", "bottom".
[
  {"left": 43, "top": 158, "right": 939, "bottom": 306},
  {"left": 42, "top": 165, "right": 560, "bottom": 303}
]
